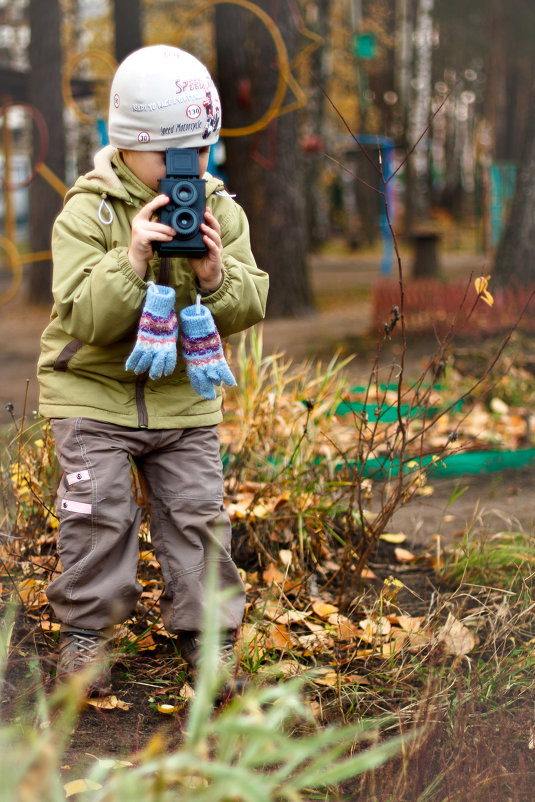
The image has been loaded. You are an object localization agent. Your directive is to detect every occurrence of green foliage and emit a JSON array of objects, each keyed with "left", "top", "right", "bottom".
[{"left": 442, "top": 528, "right": 535, "bottom": 592}]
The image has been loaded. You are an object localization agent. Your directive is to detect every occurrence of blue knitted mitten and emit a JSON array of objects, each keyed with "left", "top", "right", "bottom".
[
  {"left": 126, "top": 283, "right": 178, "bottom": 380},
  {"left": 180, "top": 301, "right": 236, "bottom": 400}
]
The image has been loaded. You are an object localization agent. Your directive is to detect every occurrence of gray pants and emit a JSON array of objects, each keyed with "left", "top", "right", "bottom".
[{"left": 46, "top": 418, "right": 245, "bottom": 634}]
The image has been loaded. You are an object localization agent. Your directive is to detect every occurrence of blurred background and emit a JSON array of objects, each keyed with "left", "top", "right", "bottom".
[{"left": 1, "top": 0, "right": 534, "bottom": 321}]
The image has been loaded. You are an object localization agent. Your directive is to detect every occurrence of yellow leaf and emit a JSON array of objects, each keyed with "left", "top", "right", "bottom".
[
  {"left": 87, "top": 695, "right": 130, "bottom": 711},
  {"left": 311, "top": 600, "right": 339, "bottom": 618},
  {"left": 475, "top": 275, "right": 494, "bottom": 306},
  {"left": 64, "top": 779, "right": 102, "bottom": 797},
  {"left": 312, "top": 670, "right": 341, "bottom": 687},
  {"left": 474, "top": 274, "right": 490, "bottom": 295},
  {"left": 482, "top": 289, "right": 494, "bottom": 307},
  {"left": 266, "top": 622, "right": 293, "bottom": 651},
  {"left": 157, "top": 703, "right": 178, "bottom": 714},
  {"left": 380, "top": 532, "right": 407, "bottom": 544},
  {"left": 394, "top": 547, "right": 416, "bottom": 563},
  {"left": 40, "top": 620, "right": 61, "bottom": 633},
  {"left": 380, "top": 576, "right": 404, "bottom": 603}
]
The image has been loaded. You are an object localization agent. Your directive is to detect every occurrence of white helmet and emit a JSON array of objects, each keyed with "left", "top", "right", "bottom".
[{"left": 108, "top": 45, "right": 221, "bottom": 150}]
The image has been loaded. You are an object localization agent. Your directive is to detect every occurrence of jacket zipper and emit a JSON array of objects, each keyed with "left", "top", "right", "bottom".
[{"left": 135, "top": 374, "right": 149, "bottom": 427}]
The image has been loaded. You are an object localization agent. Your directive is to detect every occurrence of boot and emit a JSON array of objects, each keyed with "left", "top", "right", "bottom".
[
  {"left": 56, "top": 626, "right": 112, "bottom": 697},
  {"left": 177, "top": 629, "right": 247, "bottom": 702}
]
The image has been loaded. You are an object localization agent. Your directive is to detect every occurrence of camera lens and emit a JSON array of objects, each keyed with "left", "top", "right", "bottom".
[
  {"left": 171, "top": 207, "right": 198, "bottom": 237},
  {"left": 171, "top": 180, "right": 199, "bottom": 206}
]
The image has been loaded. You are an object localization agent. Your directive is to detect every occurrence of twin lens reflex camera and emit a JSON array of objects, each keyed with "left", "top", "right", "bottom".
[{"left": 156, "top": 148, "right": 207, "bottom": 258}]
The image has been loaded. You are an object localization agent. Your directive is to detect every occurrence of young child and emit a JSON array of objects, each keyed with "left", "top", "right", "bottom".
[{"left": 37, "top": 45, "right": 269, "bottom": 696}]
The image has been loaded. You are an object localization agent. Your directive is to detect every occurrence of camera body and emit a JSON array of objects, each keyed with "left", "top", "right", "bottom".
[{"left": 157, "top": 148, "right": 207, "bottom": 258}]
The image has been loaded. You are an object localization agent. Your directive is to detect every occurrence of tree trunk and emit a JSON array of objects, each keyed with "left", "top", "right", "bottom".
[
  {"left": 113, "top": 0, "right": 142, "bottom": 63},
  {"left": 215, "top": 1, "right": 314, "bottom": 318},
  {"left": 494, "top": 76, "right": 535, "bottom": 287},
  {"left": 28, "top": 0, "right": 65, "bottom": 305}
]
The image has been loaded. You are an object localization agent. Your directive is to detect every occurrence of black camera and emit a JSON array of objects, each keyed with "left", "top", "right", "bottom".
[{"left": 157, "top": 148, "right": 207, "bottom": 258}]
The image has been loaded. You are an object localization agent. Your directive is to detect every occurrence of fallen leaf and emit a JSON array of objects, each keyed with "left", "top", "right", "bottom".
[
  {"left": 97, "top": 758, "right": 133, "bottom": 769},
  {"left": 312, "top": 670, "right": 341, "bottom": 687},
  {"left": 415, "top": 485, "right": 434, "bottom": 497},
  {"left": 327, "top": 614, "right": 361, "bottom": 641},
  {"left": 359, "top": 617, "right": 391, "bottom": 639},
  {"left": 179, "top": 683, "right": 196, "bottom": 700},
  {"left": 394, "top": 615, "right": 426, "bottom": 633},
  {"left": 87, "top": 695, "right": 130, "bottom": 711},
  {"left": 240, "top": 623, "right": 268, "bottom": 659},
  {"left": 311, "top": 600, "right": 339, "bottom": 619},
  {"left": 40, "top": 620, "right": 61, "bottom": 632},
  {"left": 257, "top": 659, "right": 302, "bottom": 678},
  {"left": 262, "top": 563, "right": 285, "bottom": 585},
  {"left": 266, "top": 622, "right": 293, "bottom": 651},
  {"left": 262, "top": 605, "right": 308, "bottom": 626},
  {"left": 381, "top": 630, "right": 408, "bottom": 656},
  {"left": 490, "top": 397, "right": 509, "bottom": 415},
  {"left": 293, "top": 631, "right": 334, "bottom": 655},
  {"left": 437, "top": 613, "right": 475, "bottom": 656},
  {"left": 407, "top": 631, "right": 432, "bottom": 652},
  {"left": 394, "top": 547, "right": 416, "bottom": 563},
  {"left": 64, "top": 779, "right": 102, "bottom": 797},
  {"left": 157, "top": 703, "right": 178, "bottom": 714},
  {"left": 278, "top": 549, "right": 293, "bottom": 568},
  {"left": 360, "top": 567, "right": 377, "bottom": 579},
  {"left": 380, "top": 532, "right": 407, "bottom": 544},
  {"left": 17, "top": 578, "right": 48, "bottom": 610}
]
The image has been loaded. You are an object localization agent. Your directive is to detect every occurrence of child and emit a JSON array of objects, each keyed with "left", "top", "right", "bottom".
[{"left": 37, "top": 45, "right": 269, "bottom": 696}]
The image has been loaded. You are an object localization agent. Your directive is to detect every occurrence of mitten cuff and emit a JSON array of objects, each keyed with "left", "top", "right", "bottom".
[
  {"left": 144, "top": 283, "right": 176, "bottom": 317},
  {"left": 180, "top": 304, "right": 217, "bottom": 338}
]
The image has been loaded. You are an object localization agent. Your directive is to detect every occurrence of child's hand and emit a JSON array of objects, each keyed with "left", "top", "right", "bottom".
[
  {"left": 128, "top": 194, "right": 175, "bottom": 278},
  {"left": 188, "top": 208, "right": 223, "bottom": 292}
]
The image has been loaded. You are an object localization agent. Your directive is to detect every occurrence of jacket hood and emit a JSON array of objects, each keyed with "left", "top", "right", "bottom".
[{"left": 64, "top": 145, "right": 227, "bottom": 207}]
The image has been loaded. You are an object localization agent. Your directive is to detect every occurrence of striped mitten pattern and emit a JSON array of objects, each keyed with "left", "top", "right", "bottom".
[
  {"left": 126, "top": 283, "right": 178, "bottom": 380},
  {"left": 179, "top": 302, "right": 236, "bottom": 400}
]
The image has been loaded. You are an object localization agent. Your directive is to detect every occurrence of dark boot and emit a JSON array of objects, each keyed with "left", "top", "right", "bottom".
[
  {"left": 177, "top": 629, "right": 247, "bottom": 702},
  {"left": 56, "top": 626, "right": 112, "bottom": 697}
]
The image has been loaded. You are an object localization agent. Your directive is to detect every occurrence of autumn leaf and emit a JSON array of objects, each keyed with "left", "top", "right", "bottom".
[
  {"left": 394, "top": 547, "right": 416, "bottom": 563},
  {"left": 86, "top": 695, "right": 130, "bottom": 711},
  {"left": 380, "top": 576, "right": 404, "bottom": 603},
  {"left": 64, "top": 779, "right": 103, "bottom": 797},
  {"left": 380, "top": 532, "right": 407, "bottom": 544},
  {"left": 311, "top": 600, "right": 339, "bottom": 618},
  {"left": 326, "top": 613, "right": 361, "bottom": 642},
  {"left": 266, "top": 622, "right": 293, "bottom": 651},
  {"left": 437, "top": 613, "right": 476, "bottom": 656},
  {"left": 474, "top": 274, "right": 494, "bottom": 307}
]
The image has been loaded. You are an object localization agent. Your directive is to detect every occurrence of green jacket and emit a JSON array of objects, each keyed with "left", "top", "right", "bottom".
[{"left": 38, "top": 146, "right": 269, "bottom": 428}]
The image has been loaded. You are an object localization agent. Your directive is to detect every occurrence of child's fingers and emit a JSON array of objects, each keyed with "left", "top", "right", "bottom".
[
  {"left": 137, "top": 194, "right": 170, "bottom": 219},
  {"left": 203, "top": 207, "right": 221, "bottom": 234}
]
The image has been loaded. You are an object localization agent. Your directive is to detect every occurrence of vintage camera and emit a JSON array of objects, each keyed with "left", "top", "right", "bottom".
[{"left": 157, "top": 148, "right": 207, "bottom": 258}]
